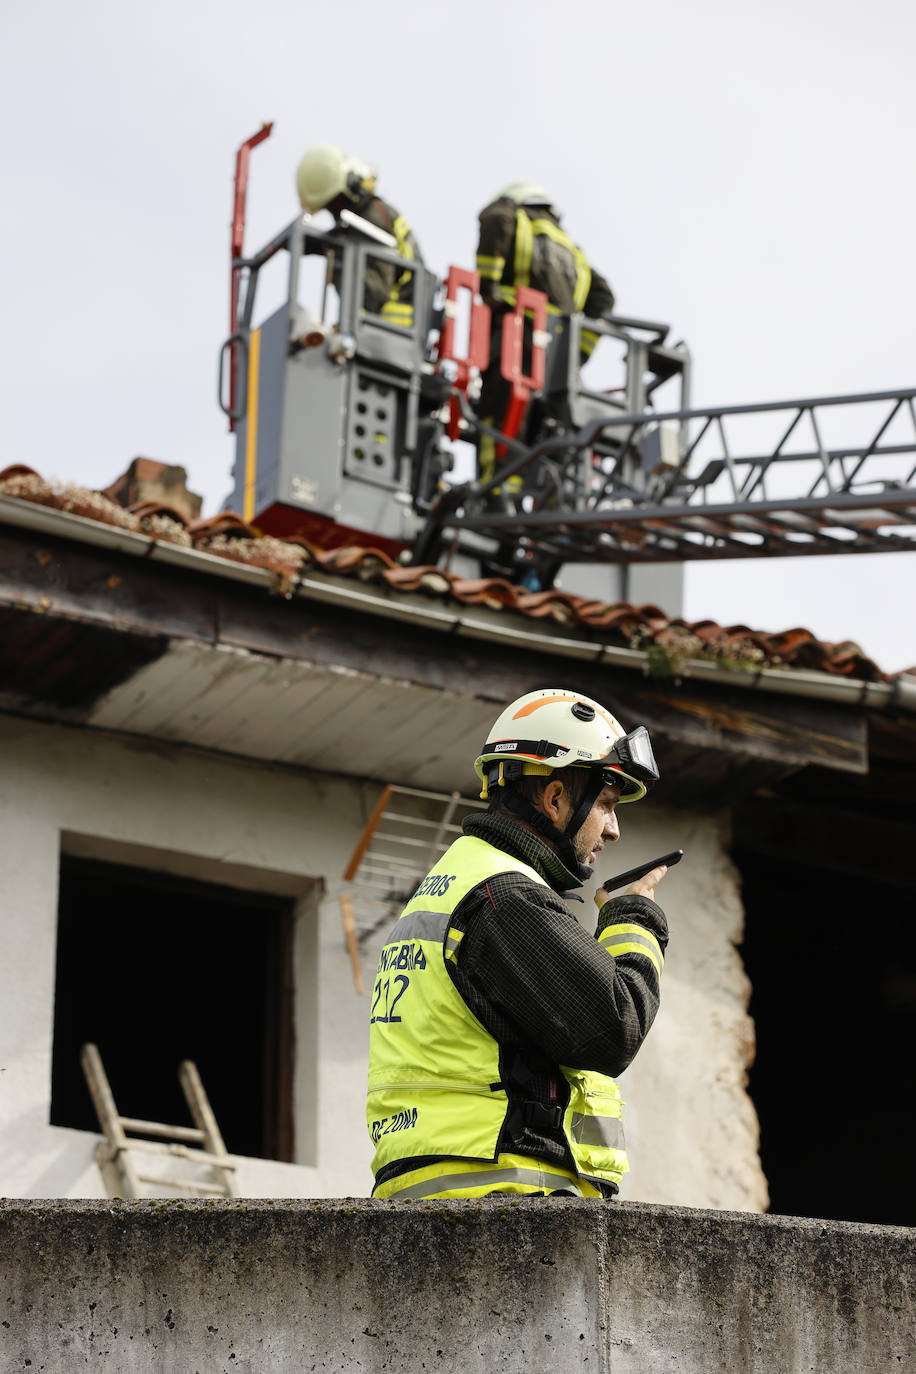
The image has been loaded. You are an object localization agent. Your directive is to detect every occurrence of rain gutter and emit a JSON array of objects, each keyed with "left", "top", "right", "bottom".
[{"left": 2, "top": 493, "right": 913, "bottom": 714}]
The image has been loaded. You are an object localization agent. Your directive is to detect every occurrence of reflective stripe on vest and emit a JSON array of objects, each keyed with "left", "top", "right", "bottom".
[
  {"left": 508, "top": 208, "right": 591, "bottom": 312},
  {"left": 374, "top": 1153, "right": 605, "bottom": 1200},
  {"left": 580, "top": 326, "right": 600, "bottom": 358},
  {"left": 570, "top": 1110, "right": 626, "bottom": 1149},
  {"left": 495, "top": 286, "right": 563, "bottom": 315},
  {"left": 380, "top": 214, "right": 415, "bottom": 326},
  {"left": 513, "top": 208, "right": 534, "bottom": 289},
  {"left": 380, "top": 300, "right": 414, "bottom": 326},
  {"left": 367, "top": 834, "right": 629, "bottom": 1194},
  {"left": 476, "top": 253, "right": 505, "bottom": 281}
]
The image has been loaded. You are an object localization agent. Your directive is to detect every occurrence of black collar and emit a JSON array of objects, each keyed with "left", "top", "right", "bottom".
[{"left": 462, "top": 811, "right": 585, "bottom": 894}]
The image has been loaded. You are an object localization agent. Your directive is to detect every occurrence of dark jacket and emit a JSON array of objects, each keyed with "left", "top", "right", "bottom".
[
  {"left": 348, "top": 193, "right": 423, "bottom": 322},
  {"left": 476, "top": 197, "right": 614, "bottom": 320},
  {"left": 432, "top": 809, "right": 668, "bottom": 1189}
]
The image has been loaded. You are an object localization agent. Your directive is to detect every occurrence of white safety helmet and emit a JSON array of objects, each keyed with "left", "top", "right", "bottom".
[
  {"left": 296, "top": 144, "right": 376, "bottom": 213},
  {"left": 474, "top": 688, "right": 659, "bottom": 881},
  {"left": 475, "top": 689, "right": 656, "bottom": 803},
  {"left": 494, "top": 181, "right": 562, "bottom": 217}
]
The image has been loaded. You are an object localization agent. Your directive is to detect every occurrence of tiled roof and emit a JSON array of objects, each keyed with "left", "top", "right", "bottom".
[{"left": 1, "top": 464, "right": 909, "bottom": 684}]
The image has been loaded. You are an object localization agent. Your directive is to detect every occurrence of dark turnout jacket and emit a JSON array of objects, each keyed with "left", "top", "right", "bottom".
[
  {"left": 347, "top": 193, "right": 423, "bottom": 324},
  {"left": 442, "top": 810, "right": 668, "bottom": 1185},
  {"left": 476, "top": 197, "right": 615, "bottom": 321}
]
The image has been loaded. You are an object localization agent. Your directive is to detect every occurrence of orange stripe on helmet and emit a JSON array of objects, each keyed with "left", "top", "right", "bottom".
[
  {"left": 512, "top": 695, "right": 620, "bottom": 736},
  {"left": 511, "top": 694, "right": 579, "bottom": 719}
]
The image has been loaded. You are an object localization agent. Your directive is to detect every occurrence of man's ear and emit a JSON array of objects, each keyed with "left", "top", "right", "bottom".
[{"left": 540, "top": 778, "right": 566, "bottom": 823}]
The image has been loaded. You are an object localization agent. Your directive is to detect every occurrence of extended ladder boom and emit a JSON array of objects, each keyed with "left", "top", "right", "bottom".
[{"left": 424, "top": 386, "right": 916, "bottom": 565}]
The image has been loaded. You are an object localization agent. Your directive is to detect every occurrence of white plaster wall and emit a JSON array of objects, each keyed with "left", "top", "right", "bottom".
[
  {"left": 0, "top": 712, "right": 767, "bottom": 1211},
  {"left": 0, "top": 713, "right": 377, "bottom": 1200},
  {"left": 609, "top": 804, "right": 769, "bottom": 1212}
]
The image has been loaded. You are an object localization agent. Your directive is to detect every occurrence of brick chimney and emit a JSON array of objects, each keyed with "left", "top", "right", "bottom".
[{"left": 102, "top": 458, "right": 203, "bottom": 524}]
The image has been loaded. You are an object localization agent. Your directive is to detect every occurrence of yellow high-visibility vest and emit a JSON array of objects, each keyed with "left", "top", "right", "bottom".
[{"left": 367, "top": 833, "right": 629, "bottom": 1199}]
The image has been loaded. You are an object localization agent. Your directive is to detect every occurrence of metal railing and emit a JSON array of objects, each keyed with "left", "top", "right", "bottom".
[{"left": 429, "top": 386, "right": 916, "bottom": 564}]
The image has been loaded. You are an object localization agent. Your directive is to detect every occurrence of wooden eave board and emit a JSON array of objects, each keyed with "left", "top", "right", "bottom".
[
  {"left": 90, "top": 640, "right": 494, "bottom": 793},
  {"left": 0, "top": 521, "right": 873, "bottom": 795}
]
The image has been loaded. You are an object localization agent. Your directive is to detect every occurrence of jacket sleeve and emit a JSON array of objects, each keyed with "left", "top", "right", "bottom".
[
  {"left": 476, "top": 198, "right": 516, "bottom": 304},
  {"left": 583, "top": 262, "right": 615, "bottom": 319},
  {"left": 454, "top": 873, "right": 668, "bottom": 1078},
  {"left": 361, "top": 197, "right": 422, "bottom": 324}
]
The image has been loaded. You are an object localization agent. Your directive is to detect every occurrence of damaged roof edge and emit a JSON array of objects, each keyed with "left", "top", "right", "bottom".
[{"left": 2, "top": 491, "right": 914, "bottom": 715}]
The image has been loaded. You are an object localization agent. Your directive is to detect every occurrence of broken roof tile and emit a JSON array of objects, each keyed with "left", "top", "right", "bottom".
[{"left": 195, "top": 532, "right": 308, "bottom": 576}]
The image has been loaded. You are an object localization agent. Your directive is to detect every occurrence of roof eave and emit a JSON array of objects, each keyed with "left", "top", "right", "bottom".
[{"left": 0, "top": 492, "right": 909, "bottom": 714}]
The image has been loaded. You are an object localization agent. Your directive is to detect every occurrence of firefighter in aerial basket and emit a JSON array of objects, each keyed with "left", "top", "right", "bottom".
[
  {"left": 366, "top": 688, "right": 669, "bottom": 1200},
  {"left": 474, "top": 182, "right": 616, "bottom": 506},
  {"left": 295, "top": 144, "right": 423, "bottom": 328}
]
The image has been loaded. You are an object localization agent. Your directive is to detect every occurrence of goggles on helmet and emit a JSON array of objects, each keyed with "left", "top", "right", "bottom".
[
  {"left": 602, "top": 725, "right": 659, "bottom": 797},
  {"left": 478, "top": 724, "right": 659, "bottom": 802}
]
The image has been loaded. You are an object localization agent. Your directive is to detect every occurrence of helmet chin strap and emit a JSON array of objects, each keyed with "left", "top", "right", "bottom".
[{"left": 502, "top": 767, "right": 606, "bottom": 883}]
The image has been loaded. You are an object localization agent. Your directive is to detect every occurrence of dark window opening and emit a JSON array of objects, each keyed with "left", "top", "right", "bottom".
[
  {"left": 51, "top": 856, "right": 295, "bottom": 1163},
  {"left": 735, "top": 844, "right": 916, "bottom": 1227}
]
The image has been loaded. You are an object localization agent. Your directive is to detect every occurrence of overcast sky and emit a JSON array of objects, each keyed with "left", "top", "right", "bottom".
[{"left": 4, "top": 0, "right": 915, "bottom": 670}]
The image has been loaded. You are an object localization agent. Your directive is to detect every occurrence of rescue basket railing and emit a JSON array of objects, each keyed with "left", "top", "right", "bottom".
[
  {"left": 561, "top": 312, "right": 692, "bottom": 418},
  {"left": 218, "top": 216, "right": 436, "bottom": 427},
  {"left": 418, "top": 385, "right": 916, "bottom": 565}
]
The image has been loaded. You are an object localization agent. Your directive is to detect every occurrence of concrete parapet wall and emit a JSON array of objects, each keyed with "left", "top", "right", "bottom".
[{"left": 1, "top": 1199, "right": 912, "bottom": 1373}]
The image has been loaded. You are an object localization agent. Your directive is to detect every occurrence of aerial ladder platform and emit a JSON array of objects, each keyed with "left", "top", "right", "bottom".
[
  {"left": 220, "top": 126, "right": 916, "bottom": 584},
  {"left": 421, "top": 385, "right": 916, "bottom": 576}
]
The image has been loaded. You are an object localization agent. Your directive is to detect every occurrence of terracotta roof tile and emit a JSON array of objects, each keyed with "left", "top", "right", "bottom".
[
  {"left": 512, "top": 590, "right": 584, "bottom": 625},
  {"left": 446, "top": 577, "right": 524, "bottom": 610},
  {"left": 188, "top": 511, "right": 260, "bottom": 539},
  {"left": 0, "top": 466, "right": 906, "bottom": 685},
  {"left": 330, "top": 548, "right": 397, "bottom": 580},
  {"left": 382, "top": 565, "right": 453, "bottom": 596},
  {"left": 0, "top": 467, "right": 139, "bottom": 530},
  {"left": 576, "top": 601, "right": 662, "bottom": 633}
]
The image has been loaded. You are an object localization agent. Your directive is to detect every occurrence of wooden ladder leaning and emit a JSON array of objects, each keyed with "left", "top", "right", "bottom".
[{"left": 80, "top": 1042, "right": 238, "bottom": 1199}]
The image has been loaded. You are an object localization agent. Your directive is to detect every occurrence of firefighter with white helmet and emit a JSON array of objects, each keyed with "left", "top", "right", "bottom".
[
  {"left": 476, "top": 180, "right": 614, "bottom": 340},
  {"left": 367, "top": 688, "right": 669, "bottom": 1200},
  {"left": 295, "top": 144, "right": 423, "bottom": 327},
  {"left": 474, "top": 183, "right": 616, "bottom": 510}
]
